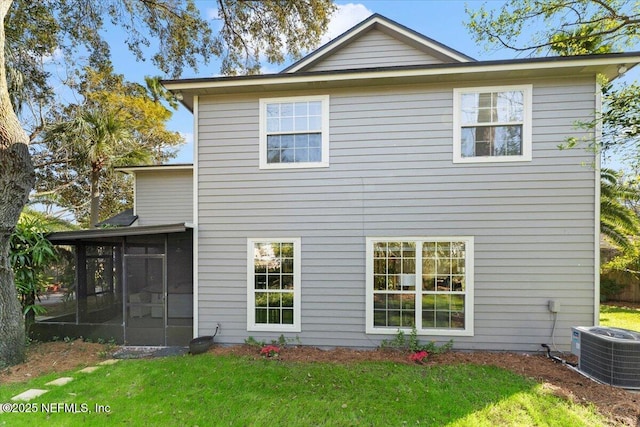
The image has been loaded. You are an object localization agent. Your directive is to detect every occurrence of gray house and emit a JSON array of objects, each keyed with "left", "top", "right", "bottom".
[{"left": 45, "top": 14, "right": 640, "bottom": 351}]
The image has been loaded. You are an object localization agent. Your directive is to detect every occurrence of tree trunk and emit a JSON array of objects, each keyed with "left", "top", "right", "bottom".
[
  {"left": 90, "top": 165, "right": 100, "bottom": 227},
  {"left": 0, "top": 0, "right": 35, "bottom": 367}
]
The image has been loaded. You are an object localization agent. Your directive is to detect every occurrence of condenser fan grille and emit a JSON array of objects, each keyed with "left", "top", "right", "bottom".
[{"left": 573, "top": 326, "right": 640, "bottom": 389}]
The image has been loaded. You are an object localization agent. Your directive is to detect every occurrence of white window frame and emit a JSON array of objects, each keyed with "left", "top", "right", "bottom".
[
  {"left": 453, "top": 85, "right": 532, "bottom": 163},
  {"left": 259, "top": 95, "right": 330, "bottom": 169},
  {"left": 247, "top": 238, "right": 301, "bottom": 332},
  {"left": 365, "top": 237, "right": 474, "bottom": 336}
]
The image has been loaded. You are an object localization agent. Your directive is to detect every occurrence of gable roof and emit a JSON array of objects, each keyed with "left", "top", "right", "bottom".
[{"left": 282, "top": 13, "right": 475, "bottom": 73}]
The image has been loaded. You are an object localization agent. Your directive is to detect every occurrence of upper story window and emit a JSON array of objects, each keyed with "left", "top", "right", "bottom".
[
  {"left": 259, "top": 95, "right": 330, "bottom": 169},
  {"left": 453, "top": 85, "right": 532, "bottom": 163}
]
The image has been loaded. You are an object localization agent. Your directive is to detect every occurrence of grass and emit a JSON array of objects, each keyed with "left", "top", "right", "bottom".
[
  {"left": 0, "top": 354, "right": 606, "bottom": 426},
  {"left": 600, "top": 303, "right": 640, "bottom": 331}
]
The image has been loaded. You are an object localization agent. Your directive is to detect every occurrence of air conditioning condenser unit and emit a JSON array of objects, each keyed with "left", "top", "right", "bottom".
[{"left": 571, "top": 326, "right": 640, "bottom": 389}]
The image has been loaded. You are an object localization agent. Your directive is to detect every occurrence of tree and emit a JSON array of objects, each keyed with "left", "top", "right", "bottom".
[
  {"left": 0, "top": 0, "right": 35, "bottom": 369},
  {"left": 0, "top": 0, "right": 335, "bottom": 367},
  {"left": 43, "top": 109, "right": 150, "bottom": 227},
  {"left": 600, "top": 168, "right": 640, "bottom": 251},
  {"left": 10, "top": 212, "right": 59, "bottom": 333},
  {"left": 465, "top": 0, "right": 640, "bottom": 166},
  {"left": 465, "top": 0, "right": 640, "bottom": 56},
  {"left": 34, "top": 67, "right": 183, "bottom": 225}
]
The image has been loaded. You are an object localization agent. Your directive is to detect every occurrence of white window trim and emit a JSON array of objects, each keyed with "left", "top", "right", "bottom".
[
  {"left": 247, "top": 238, "right": 302, "bottom": 332},
  {"left": 453, "top": 85, "right": 532, "bottom": 163},
  {"left": 259, "top": 95, "right": 330, "bottom": 169},
  {"left": 365, "top": 236, "right": 474, "bottom": 337}
]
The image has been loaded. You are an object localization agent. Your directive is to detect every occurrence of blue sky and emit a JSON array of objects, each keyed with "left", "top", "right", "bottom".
[{"left": 104, "top": 1, "right": 639, "bottom": 167}]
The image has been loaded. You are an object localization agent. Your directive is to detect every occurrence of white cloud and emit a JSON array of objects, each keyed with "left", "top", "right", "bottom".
[
  {"left": 206, "top": 8, "right": 219, "bottom": 20},
  {"left": 321, "top": 3, "right": 373, "bottom": 45},
  {"left": 179, "top": 131, "right": 194, "bottom": 145},
  {"left": 41, "top": 47, "right": 64, "bottom": 64}
]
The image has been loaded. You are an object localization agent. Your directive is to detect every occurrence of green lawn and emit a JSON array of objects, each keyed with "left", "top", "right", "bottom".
[
  {"left": 600, "top": 303, "right": 640, "bottom": 331},
  {"left": 0, "top": 354, "right": 606, "bottom": 426}
]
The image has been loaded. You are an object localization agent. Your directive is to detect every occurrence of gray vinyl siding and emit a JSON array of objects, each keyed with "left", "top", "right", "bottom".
[
  {"left": 196, "top": 77, "right": 597, "bottom": 352},
  {"left": 135, "top": 170, "right": 193, "bottom": 226},
  {"left": 306, "top": 29, "right": 452, "bottom": 72}
]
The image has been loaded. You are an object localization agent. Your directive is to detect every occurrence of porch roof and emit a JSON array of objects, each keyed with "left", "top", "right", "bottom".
[{"left": 47, "top": 223, "right": 192, "bottom": 245}]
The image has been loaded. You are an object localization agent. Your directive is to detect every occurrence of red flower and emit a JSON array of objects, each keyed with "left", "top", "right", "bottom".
[
  {"left": 260, "top": 345, "right": 280, "bottom": 357},
  {"left": 409, "top": 350, "right": 429, "bottom": 363}
]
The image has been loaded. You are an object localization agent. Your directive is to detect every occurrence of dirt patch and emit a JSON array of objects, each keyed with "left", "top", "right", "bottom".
[
  {"left": 2, "top": 341, "right": 638, "bottom": 426},
  {"left": 0, "top": 340, "right": 106, "bottom": 384}
]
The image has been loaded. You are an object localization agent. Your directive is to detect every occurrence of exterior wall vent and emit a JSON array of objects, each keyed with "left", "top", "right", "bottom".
[{"left": 571, "top": 326, "right": 640, "bottom": 389}]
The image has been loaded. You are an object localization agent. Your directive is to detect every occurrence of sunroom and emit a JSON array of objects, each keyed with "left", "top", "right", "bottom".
[{"left": 37, "top": 224, "right": 193, "bottom": 346}]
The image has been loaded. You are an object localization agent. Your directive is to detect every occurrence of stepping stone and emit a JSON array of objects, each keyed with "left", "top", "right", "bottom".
[
  {"left": 45, "top": 377, "right": 74, "bottom": 386},
  {"left": 98, "top": 359, "right": 120, "bottom": 366},
  {"left": 11, "top": 389, "right": 48, "bottom": 401},
  {"left": 78, "top": 366, "right": 99, "bottom": 373}
]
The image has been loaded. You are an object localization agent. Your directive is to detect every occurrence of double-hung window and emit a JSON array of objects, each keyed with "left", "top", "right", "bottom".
[
  {"left": 453, "top": 85, "right": 532, "bottom": 163},
  {"left": 247, "top": 238, "right": 301, "bottom": 332},
  {"left": 366, "top": 237, "right": 474, "bottom": 336},
  {"left": 259, "top": 95, "right": 329, "bottom": 169}
]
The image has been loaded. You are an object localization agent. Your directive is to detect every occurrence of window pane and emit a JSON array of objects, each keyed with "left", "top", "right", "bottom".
[
  {"left": 451, "top": 258, "right": 465, "bottom": 274},
  {"left": 422, "top": 274, "right": 436, "bottom": 291},
  {"left": 255, "top": 275, "right": 266, "bottom": 289},
  {"left": 437, "top": 242, "right": 451, "bottom": 258},
  {"left": 294, "top": 148, "right": 309, "bottom": 162},
  {"left": 493, "top": 126, "right": 522, "bottom": 156},
  {"left": 269, "top": 308, "right": 281, "bottom": 324},
  {"left": 282, "top": 275, "right": 294, "bottom": 290},
  {"left": 282, "top": 259, "right": 293, "bottom": 273},
  {"left": 496, "top": 91, "right": 524, "bottom": 122},
  {"left": 373, "top": 294, "right": 386, "bottom": 309},
  {"left": 308, "top": 133, "right": 322, "bottom": 147},
  {"left": 422, "top": 242, "right": 436, "bottom": 258},
  {"left": 268, "top": 275, "right": 280, "bottom": 289},
  {"left": 281, "top": 243, "right": 294, "bottom": 257},
  {"left": 280, "top": 135, "right": 294, "bottom": 148},
  {"left": 266, "top": 104, "right": 279, "bottom": 117},
  {"left": 267, "top": 118, "right": 279, "bottom": 132},
  {"left": 308, "top": 116, "right": 322, "bottom": 131},
  {"left": 374, "top": 310, "right": 387, "bottom": 327},
  {"left": 282, "top": 309, "right": 294, "bottom": 324},
  {"left": 308, "top": 101, "right": 322, "bottom": 115},
  {"left": 452, "top": 275, "right": 465, "bottom": 291},
  {"left": 255, "top": 293, "right": 267, "bottom": 308},
  {"left": 256, "top": 308, "right": 267, "bottom": 323},
  {"left": 281, "top": 149, "right": 294, "bottom": 163},
  {"left": 309, "top": 147, "right": 322, "bottom": 162},
  {"left": 461, "top": 128, "right": 477, "bottom": 157},
  {"left": 267, "top": 150, "right": 281, "bottom": 163},
  {"left": 294, "top": 102, "right": 307, "bottom": 116},
  {"left": 294, "top": 116, "right": 308, "bottom": 132},
  {"left": 280, "top": 117, "right": 293, "bottom": 132},
  {"left": 282, "top": 292, "right": 294, "bottom": 308},
  {"left": 267, "top": 135, "right": 280, "bottom": 150},
  {"left": 280, "top": 103, "right": 293, "bottom": 117},
  {"left": 400, "top": 274, "right": 415, "bottom": 290},
  {"left": 268, "top": 292, "right": 281, "bottom": 307}
]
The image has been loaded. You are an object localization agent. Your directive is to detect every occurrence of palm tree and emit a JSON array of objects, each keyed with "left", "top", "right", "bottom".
[
  {"left": 600, "top": 168, "right": 639, "bottom": 252},
  {"left": 45, "top": 109, "right": 151, "bottom": 227}
]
